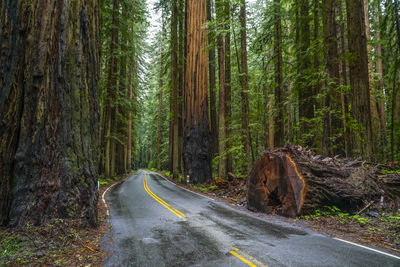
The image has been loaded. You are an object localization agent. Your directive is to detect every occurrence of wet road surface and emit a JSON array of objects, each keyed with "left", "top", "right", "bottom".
[{"left": 102, "top": 170, "right": 400, "bottom": 266}]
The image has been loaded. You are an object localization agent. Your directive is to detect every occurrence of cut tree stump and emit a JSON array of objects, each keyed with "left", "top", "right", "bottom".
[{"left": 247, "top": 145, "right": 400, "bottom": 217}]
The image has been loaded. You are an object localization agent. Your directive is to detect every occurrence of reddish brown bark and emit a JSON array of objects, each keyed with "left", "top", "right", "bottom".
[
  {"left": 207, "top": 0, "right": 218, "bottom": 157},
  {"left": 183, "top": 0, "right": 212, "bottom": 183},
  {"left": 346, "top": 0, "right": 374, "bottom": 159},
  {"left": 224, "top": 0, "right": 233, "bottom": 173},
  {"left": 247, "top": 146, "right": 400, "bottom": 217},
  {"left": 0, "top": 0, "right": 100, "bottom": 226},
  {"left": 239, "top": 0, "right": 252, "bottom": 173}
]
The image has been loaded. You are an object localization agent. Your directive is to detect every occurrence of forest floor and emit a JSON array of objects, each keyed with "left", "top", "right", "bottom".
[
  {"left": 0, "top": 214, "right": 105, "bottom": 266},
  {"left": 0, "top": 173, "right": 131, "bottom": 266},
  {"left": 157, "top": 171, "right": 400, "bottom": 257}
]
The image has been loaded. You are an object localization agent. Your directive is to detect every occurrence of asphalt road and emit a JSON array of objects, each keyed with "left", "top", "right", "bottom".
[{"left": 102, "top": 170, "right": 400, "bottom": 266}]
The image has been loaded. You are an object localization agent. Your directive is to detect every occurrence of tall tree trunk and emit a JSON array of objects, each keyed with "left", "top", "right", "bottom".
[
  {"left": 225, "top": 0, "right": 233, "bottom": 173},
  {"left": 374, "top": 1, "right": 386, "bottom": 139},
  {"left": 286, "top": 18, "right": 294, "bottom": 144},
  {"left": 207, "top": 0, "right": 218, "bottom": 157},
  {"left": 345, "top": 0, "right": 374, "bottom": 159},
  {"left": 239, "top": 0, "right": 252, "bottom": 173},
  {"left": 105, "top": 0, "right": 119, "bottom": 177},
  {"left": 128, "top": 65, "right": 132, "bottom": 171},
  {"left": 157, "top": 26, "right": 164, "bottom": 170},
  {"left": 363, "top": 0, "right": 380, "bottom": 154},
  {"left": 274, "top": 0, "right": 284, "bottom": 148},
  {"left": 392, "top": 0, "right": 400, "bottom": 161},
  {"left": 116, "top": 27, "right": 127, "bottom": 175},
  {"left": 178, "top": 0, "right": 185, "bottom": 173},
  {"left": 216, "top": 0, "right": 227, "bottom": 178},
  {"left": 172, "top": 0, "right": 180, "bottom": 178},
  {"left": 183, "top": 0, "right": 212, "bottom": 183},
  {"left": 297, "top": 0, "right": 316, "bottom": 148},
  {"left": 322, "top": 0, "right": 341, "bottom": 156},
  {"left": 0, "top": 0, "right": 100, "bottom": 226},
  {"left": 338, "top": 1, "right": 351, "bottom": 157},
  {"left": 298, "top": 0, "right": 314, "bottom": 146}
]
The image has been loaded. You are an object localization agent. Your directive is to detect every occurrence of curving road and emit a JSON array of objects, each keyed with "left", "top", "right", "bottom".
[{"left": 102, "top": 170, "right": 400, "bottom": 266}]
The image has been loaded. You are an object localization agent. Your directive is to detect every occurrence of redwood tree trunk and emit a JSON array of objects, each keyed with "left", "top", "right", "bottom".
[
  {"left": 363, "top": 0, "right": 380, "bottom": 153},
  {"left": 105, "top": 0, "right": 119, "bottom": 177},
  {"left": 374, "top": 1, "right": 386, "bottom": 142},
  {"left": 207, "top": 0, "right": 218, "bottom": 157},
  {"left": 0, "top": 0, "right": 100, "bottom": 226},
  {"left": 322, "top": 0, "right": 342, "bottom": 156},
  {"left": 297, "top": 0, "right": 314, "bottom": 146},
  {"left": 216, "top": 0, "right": 227, "bottom": 178},
  {"left": 346, "top": 0, "right": 374, "bottom": 159},
  {"left": 239, "top": 0, "right": 252, "bottom": 174},
  {"left": 172, "top": 0, "right": 180, "bottom": 178},
  {"left": 224, "top": 0, "right": 233, "bottom": 173},
  {"left": 183, "top": 0, "right": 212, "bottom": 183},
  {"left": 274, "top": 0, "right": 284, "bottom": 148}
]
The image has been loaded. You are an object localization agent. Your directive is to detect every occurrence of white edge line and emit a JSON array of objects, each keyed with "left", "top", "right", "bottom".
[
  {"left": 148, "top": 170, "right": 215, "bottom": 201},
  {"left": 334, "top": 237, "right": 400, "bottom": 260},
  {"left": 102, "top": 182, "right": 120, "bottom": 216}
]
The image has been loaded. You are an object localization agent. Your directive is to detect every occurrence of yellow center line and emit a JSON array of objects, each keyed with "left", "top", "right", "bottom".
[
  {"left": 145, "top": 172, "right": 265, "bottom": 266},
  {"left": 229, "top": 247, "right": 268, "bottom": 267},
  {"left": 143, "top": 173, "right": 186, "bottom": 220}
]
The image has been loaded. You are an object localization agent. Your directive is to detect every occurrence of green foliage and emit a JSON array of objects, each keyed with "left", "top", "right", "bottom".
[
  {"left": 190, "top": 184, "right": 219, "bottom": 192},
  {"left": 381, "top": 169, "right": 400, "bottom": 174},
  {"left": 302, "top": 206, "right": 372, "bottom": 226},
  {"left": 98, "top": 175, "right": 117, "bottom": 186},
  {"left": 0, "top": 236, "right": 24, "bottom": 259}
]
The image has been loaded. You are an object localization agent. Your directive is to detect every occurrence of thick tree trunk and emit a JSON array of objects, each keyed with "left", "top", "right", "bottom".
[
  {"left": 178, "top": 0, "right": 185, "bottom": 174},
  {"left": 374, "top": 2, "right": 386, "bottom": 139},
  {"left": 363, "top": 0, "right": 380, "bottom": 153},
  {"left": 239, "top": 0, "right": 252, "bottom": 174},
  {"left": 207, "top": 0, "right": 218, "bottom": 157},
  {"left": 116, "top": 31, "right": 127, "bottom": 175},
  {"left": 216, "top": 0, "right": 227, "bottom": 178},
  {"left": 338, "top": 1, "right": 351, "bottom": 158},
  {"left": 346, "top": 0, "right": 374, "bottom": 159},
  {"left": 297, "top": 0, "right": 314, "bottom": 146},
  {"left": 0, "top": 0, "right": 100, "bottom": 226},
  {"left": 172, "top": 0, "right": 180, "bottom": 179},
  {"left": 105, "top": 0, "right": 119, "bottom": 177},
  {"left": 322, "top": 0, "right": 342, "bottom": 156},
  {"left": 225, "top": 0, "right": 233, "bottom": 173},
  {"left": 183, "top": 0, "right": 212, "bottom": 183}
]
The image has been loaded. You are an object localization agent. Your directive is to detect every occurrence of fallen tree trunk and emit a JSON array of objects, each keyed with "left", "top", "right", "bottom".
[{"left": 247, "top": 145, "right": 400, "bottom": 217}]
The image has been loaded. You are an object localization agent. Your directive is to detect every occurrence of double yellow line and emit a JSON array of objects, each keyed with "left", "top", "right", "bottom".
[
  {"left": 143, "top": 173, "right": 186, "bottom": 220},
  {"left": 229, "top": 247, "right": 267, "bottom": 267},
  {"left": 143, "top": 172, "right": 265, "bottom": 267}
]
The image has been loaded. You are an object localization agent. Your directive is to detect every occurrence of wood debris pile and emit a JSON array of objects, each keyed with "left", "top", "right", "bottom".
[{"left": 247, "top": 145, "right": 400, "bottom": 217}]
